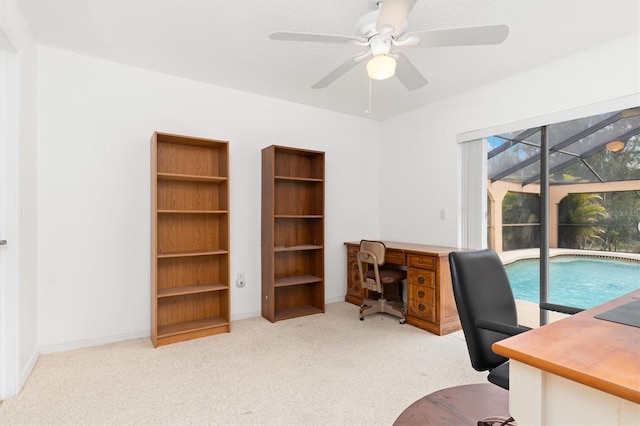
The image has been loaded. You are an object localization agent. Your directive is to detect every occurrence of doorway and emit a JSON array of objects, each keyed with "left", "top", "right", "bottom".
[
  {"left": 0, "top": 44, "right": 20, "bottom": 399},
  {"left": 459, "top": 98, "right": 640, "bottom": 325}
]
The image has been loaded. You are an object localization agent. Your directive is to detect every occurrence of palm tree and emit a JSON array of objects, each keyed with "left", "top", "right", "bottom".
[
  {"left": 558, "top": 193, "right": 608, "bottom": 249},
  {"left": 600, "top": 190, "right": 640, "bottom": 252},
  {"left": 502, "top": 192, "right": 540, "bottom": 250}
]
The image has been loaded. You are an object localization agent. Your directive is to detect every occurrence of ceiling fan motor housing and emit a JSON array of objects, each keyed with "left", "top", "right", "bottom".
[{"left": 370, "top": 36, "right": 392, "bottom": 56}]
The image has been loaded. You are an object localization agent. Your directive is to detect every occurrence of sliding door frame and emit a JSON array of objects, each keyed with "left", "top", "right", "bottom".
[{"left": 457, "top": 94, "right": 640, "bottom": 326}]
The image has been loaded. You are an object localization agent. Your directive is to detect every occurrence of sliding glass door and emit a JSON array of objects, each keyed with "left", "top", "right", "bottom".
[{"left": 462, "top": 106, "right": 640, "bottom": 325}]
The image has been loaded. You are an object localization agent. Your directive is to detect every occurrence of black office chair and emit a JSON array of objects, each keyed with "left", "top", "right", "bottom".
[
  {"left": 357, "top": 240, "right": 406, "bottom": 324},
  {"left": 448, "top": 249, "right": 582, "bottom": 390}
]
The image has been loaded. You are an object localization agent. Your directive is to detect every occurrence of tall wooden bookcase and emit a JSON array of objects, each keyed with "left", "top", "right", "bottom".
[
  {"left": 261, "top": 145, "right": 325, "bottom": 322},
  {"left": 150, "top": 132, "right": 230, "bottom": 347}
]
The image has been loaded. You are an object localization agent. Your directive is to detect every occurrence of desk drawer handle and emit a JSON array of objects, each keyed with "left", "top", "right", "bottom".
[
  {"left": 418, "top": 304, "right": 425, "bottom": 312},
  {"left": 418, "top": 276, "right": 425, "bottom": 285},
  {"left": 354, "top": 285, "right": 360, "bottom": 292},
  {"left": 418, "top": 290, "right": 425, "bottom": 298}
]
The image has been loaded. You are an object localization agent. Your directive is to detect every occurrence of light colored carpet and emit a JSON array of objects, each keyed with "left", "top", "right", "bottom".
[{"left": 0, "top": 302, "right": 489, "bottom": 425}]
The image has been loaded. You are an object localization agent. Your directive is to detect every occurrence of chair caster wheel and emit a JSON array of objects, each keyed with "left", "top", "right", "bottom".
[{"left": 360, "top": 316, "right": 364, "bottom": 321}]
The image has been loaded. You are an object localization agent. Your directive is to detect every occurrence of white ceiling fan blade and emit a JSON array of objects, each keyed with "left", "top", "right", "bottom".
[
  {"left": 312, "top": 53, "right": 371, "bottom": 89},
  {"left": 394, "top": 52, "right": 427, "bottom": 91},
  {"left": 376, "top": 0, "right": 418, "bottom": 36},
  {"left": 403, "top": 24, "right": 509, "bottom": 48},
  {"left": 270, "top": 31, "right": 366, "bottom": 46}
]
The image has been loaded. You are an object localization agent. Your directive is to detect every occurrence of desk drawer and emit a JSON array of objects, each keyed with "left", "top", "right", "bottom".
[
  {"left": 347, "top": 245, "right": 359, "bottom": 258},
  {"left": 409, "top": 285, "right": 435, "bottom": 305},
  {"left": 408, "top": 297, "right": 436, "bottom": 322},
  {"left": 407, "top": 254, "right": 436, "bottom": 270},
  {"left": 407, "top": 268, "right": 435, "bottom": 288},
  {"left": 385, "top": 250, "right": 405, "bottom": 265}
]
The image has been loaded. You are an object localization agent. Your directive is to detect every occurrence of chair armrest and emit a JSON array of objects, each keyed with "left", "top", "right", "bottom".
[
  {"left": 476, "top": 318, "right": 530, "bottom": 336},
  {"left": 540, "top": 302, "right": 584, "bottom": 315}
]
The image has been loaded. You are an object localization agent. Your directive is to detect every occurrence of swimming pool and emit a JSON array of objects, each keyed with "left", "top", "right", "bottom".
[{"left": 505, "top": 256, "right": 640, "bottom": 309}]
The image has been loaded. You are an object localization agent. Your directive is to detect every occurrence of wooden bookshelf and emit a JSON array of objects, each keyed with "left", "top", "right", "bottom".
[
  {"left": 150, "top": 132, "right": 230, "bottom": 347},
  {"left": 261, "top": 145, "right": 325, "bottom": 322}
]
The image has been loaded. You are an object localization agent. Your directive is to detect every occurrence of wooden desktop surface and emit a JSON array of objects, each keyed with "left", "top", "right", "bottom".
[
  {"left": 344, "top": 241, "right": 457, "bottom": 257},
  {"left": 493, "top": 289, "right": 640, "bottom": 404}
]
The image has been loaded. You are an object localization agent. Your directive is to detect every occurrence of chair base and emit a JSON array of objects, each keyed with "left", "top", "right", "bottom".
[
  {"left": 488, "top": 361, "right": 510, "bottom": 390},
  {"left": 359, "top": 298, "right": 406, "bottom": 324}
]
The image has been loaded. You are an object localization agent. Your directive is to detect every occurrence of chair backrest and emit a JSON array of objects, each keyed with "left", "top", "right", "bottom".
[
  {"left": 449, "top": 249, "right": 517, "bottom": 372},
  {"left": 357, "top": 240, "right": 386, "bottom": 293}
]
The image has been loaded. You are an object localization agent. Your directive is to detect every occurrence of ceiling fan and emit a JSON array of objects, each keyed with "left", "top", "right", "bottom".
[{"left": 269, "top": 0, "right": 509, "bottom": 91}]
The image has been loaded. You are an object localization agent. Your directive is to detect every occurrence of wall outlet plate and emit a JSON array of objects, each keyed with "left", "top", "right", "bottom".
[{"left": 236, "top": 272, "right": 246, "bottom": 288}]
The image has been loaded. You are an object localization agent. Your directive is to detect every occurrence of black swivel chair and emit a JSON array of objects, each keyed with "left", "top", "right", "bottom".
[{"left": 448, "top": 249, "right": 582, "bottom": 390}]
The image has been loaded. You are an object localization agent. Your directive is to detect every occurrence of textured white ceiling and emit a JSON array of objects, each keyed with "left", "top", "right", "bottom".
[{"left": 17, "top": 0, "right": 640, "bottom": 120}]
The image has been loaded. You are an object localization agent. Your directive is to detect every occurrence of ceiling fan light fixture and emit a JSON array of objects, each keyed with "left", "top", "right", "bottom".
[
  {"left": 606, "top": 140, "right": 625, "bottom": 152},
  {"left": 367, "top": 55, "right": 396, "bottom": 80}
]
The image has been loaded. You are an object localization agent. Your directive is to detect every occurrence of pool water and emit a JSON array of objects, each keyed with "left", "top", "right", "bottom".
[{"left": 505, "top": 256, "right": 640, "bottom": 309}]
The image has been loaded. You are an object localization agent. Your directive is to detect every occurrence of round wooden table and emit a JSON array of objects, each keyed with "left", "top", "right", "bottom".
[{"left": 393, "top": 383, "right": 512, "bottom": 425}]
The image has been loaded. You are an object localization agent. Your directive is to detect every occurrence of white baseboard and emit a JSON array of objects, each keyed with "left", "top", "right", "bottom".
[
  {"left": 325, "top": 296, "right": 346, "bottom": 304},
  {"left": 19, "top": 348, "right": 38, "bottom": 392},
  {"left": 37, "top": 299, "right": 351, "bottom": 354},
  {"left": 38, "top": 329, "right": 150, "bottom": 355},
  {"left": 230, "top": 298, "right": 347, "bottom": 322},
  {"left": 230, "top": 310, "right": 261, "bottom": 321}
]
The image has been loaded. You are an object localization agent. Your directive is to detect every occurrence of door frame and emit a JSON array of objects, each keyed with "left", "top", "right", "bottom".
[
  {"left": 0, "top": 42, "right": 21, "bottom": 400},
  {"left": 456, "top": 94, "right": 640, "bottom": 327}
]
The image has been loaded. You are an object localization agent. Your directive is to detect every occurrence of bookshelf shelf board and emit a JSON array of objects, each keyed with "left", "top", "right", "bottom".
[
  {"left": 157, "top": 210, "right": 228, "bottom": 214},
  {"left": 157, "top": 283, "right": 228, "bottom": 298},
  {"left": 274, "top": 305, "right": 324, "bottom": 321},
  {"left": 157, "top": 173, "right": 227, "bottom": 183},
  {"left": 275, "top": 176, "right": 323, "bottom": 182},
  {"left": 157, "top": 317, "right": 228, "bottom": 339},
  {"left": 274, "top": 215, "right": 323, "bottom": 219},
  {"left": 274, "top": 245, "right": 323, "bottom": 252},
  {"left": 157, "top": 249, "right": 228, "bottom": 259},
  {"left": 274, "top": 275, "right": 323, "bottom": 288}
]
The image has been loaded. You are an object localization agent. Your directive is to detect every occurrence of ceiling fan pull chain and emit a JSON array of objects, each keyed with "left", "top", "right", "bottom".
[{"left": 365, "top": 78, "right": 372, "bottom": 117}]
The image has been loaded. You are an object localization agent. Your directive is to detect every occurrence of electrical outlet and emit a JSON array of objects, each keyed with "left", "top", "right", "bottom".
[{"left": 236, "top": 272, "right": 246, "bottom": 288}]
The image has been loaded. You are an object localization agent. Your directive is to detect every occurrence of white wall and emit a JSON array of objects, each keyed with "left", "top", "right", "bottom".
[
  {"left": 22, "top": 12, "right": 640, "bottom": 357},
  {"left": 378, "top": 33, "right": 640, "bottom": 247},
  {"left": 36, "top": 47, "right": 381, "bottom": 350}
]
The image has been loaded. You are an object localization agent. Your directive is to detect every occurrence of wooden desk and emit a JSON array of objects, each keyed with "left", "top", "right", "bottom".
[
  {"left": 393, "top": 383, "right": 511, "bottom": 425},
  {"left": 493, "top": 289, "right": 640, "bottom": 425},
  {"left": 344, "top": 241, "right": 461, "bottom": 335}
]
